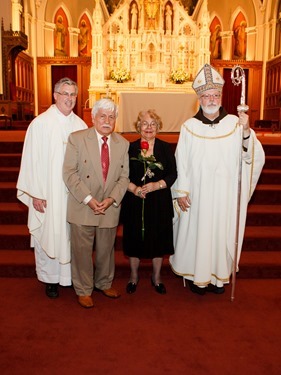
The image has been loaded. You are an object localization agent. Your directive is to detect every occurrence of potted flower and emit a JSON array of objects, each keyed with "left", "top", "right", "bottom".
[
  {"left": 110, "top": 67, "right": 131, "bottom": 83},
  {"left": 170, "top": 68, "right": 189, "bottom": 84}
]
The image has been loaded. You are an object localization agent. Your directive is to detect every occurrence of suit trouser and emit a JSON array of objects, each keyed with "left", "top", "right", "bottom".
[{"left": 70, "top": 223, "right": 117, "bottom": 296}]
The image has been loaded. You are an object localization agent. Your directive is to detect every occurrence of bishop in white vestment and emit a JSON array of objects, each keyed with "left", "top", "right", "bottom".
[{"left": 170, "top": 64, "right": 265, "bottom": 295}]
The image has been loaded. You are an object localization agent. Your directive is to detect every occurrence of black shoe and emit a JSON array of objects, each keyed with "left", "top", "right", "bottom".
[
  {"left": 126, "top": 281, "right": 137, "bottom": 294},
  {"left": 45, "top": 283, "right": 59, "bottom": 299},
  {"left": 206, "top": 284, "right": 225, "bottom": 294},
  {"left": 188, "top": 280, "right": 206, "bottom": 295},
  {"left": 151, "top": 277, "right": 166, "bottom": 294}
]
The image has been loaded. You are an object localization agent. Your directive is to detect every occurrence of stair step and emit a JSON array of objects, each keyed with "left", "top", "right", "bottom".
[
  {"left": 0, "top": 225, "right": 30, "bottom": 249},
  {"left": 0, "top": 202, "right": 28, "bottom": 224},
  {"left": 0, "top": 249, "right": 280, "bottom": 279},
  {"left": 0, "top": 153, "right": 22, "bottom": 168},
  {"left": 0, "top": 141, "right": 24, "bottom": 154},
  {"left": 1, "top": 223, "right": 280, "bottom": 253},
  {"left": 0, "top": 167, "right": 19, "bottom": 182},
  {"left": 258, "top": 169, "right": 281, "bottom": 184},
  {"left": 246, "top": 204, "right": 281, "bottom": 226},
  {"left": 243, "top": 226, "right": 281, "bottom": 251},
  {"left": 250, "top": 185, "right": 281, "bottom": 205},
  {"left": 264, "top": 156, "right": 281, "bottom": 169},
  {"left": 262, "top": 143, "right": 281, "bottom": 156},
  {"left": 238, "top": 251, "right": 281, "bottom": 278},
  {"left": 0, "top": 182, "right": 17, "bottom": 202}
]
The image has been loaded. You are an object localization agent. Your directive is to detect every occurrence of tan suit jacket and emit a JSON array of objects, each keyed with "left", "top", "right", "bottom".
[{"left": 63, "top": 127, "right": 129, "bottom": 227}]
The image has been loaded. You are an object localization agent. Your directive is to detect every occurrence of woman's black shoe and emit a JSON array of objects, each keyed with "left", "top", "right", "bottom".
[
  {"left": 45, "top": 283, "right": 59, "bottom": 299},
  {"left": 126, "top": 281, "right": 137, "bottom": 294},
  {"left": 151, "top": 277, "right": 166, "bottom": 294}
]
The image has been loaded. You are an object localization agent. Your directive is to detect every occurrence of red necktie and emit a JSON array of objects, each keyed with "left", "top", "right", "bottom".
[{"left": 101, "top": 136, "right": 109, "bottom": 182}]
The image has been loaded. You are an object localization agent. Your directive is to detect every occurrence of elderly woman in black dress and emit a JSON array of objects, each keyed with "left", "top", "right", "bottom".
[{"left": 121, "top": 109, "right": 177, "bottom": 294}]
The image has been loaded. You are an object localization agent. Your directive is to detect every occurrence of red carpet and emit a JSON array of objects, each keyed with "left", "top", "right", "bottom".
[{"left": 0, "top": 276, "right": 280, "bottom": 375}]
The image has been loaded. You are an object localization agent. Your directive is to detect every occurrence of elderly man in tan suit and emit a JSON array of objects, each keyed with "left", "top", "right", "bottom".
[{"left": 63, "top": 99, "right": 129, "bottom": 308}]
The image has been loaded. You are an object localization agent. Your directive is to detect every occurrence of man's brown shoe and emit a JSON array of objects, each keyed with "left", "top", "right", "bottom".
[
  {"left": 95, "top": 287, "right": 121, "bottom": 299},
  {"left": 78, "top": 295, "right": 94, "bottom": 308}
]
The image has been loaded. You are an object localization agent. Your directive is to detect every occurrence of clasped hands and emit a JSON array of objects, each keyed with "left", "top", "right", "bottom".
[
  {"left": 135, "top": 182, "right": 158, "bottom": 198},
  {"left": 88, "top": 197, "right": 114, "bottom": 215}
]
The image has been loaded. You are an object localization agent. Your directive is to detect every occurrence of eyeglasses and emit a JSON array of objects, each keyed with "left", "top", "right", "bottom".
[
  {"left": 200, "top": 94, "right": 221, "bottom": 100},
  {"left": 140, "top": 121, "right": 158, "bottom": 128},
  {"left": 56, "top": 92, "right": 77, "bottom": 98}
]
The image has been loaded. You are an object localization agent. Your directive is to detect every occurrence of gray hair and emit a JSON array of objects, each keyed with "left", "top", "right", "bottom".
[
  {"left": 54, "top": 77, "right": 78, "bottom": 95},
  {"left": 91, "top": 98, "right": 118, "bottom": 118},
  {"left": 135, "top": 109, "right": 163, "bottom": 132}
]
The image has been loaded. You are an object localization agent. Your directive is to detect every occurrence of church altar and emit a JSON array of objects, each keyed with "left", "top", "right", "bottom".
[{"left": 116, "top": 90, "right": 198, "bottom": 132}]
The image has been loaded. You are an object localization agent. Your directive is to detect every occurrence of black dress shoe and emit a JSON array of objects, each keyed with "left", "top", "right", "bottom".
[
  {"left": 45, "top": 283, "right": 59, "bottom": 299},
  {"left": 188, "top": 280, "right": 206, "bottom": 295},
  {"left": 206, "top": 284, "right": 225, "bottom": 294},
  {"left": 126, "top": 282, "right": 137, "bottom": 294},
  {"left": 151, "top": 277, "right": 166, "bottom": 294}
]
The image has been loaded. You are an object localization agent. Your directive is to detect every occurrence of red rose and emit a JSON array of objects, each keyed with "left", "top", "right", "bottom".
[{"left": 141, "top": 141, "right": 149, "bottom": 151}]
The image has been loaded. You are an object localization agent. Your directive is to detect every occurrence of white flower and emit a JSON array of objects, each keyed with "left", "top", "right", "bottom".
[
  {"left": 170, "top": 69, "right": 189, "bottom": 83},
  {"left": 110, "top": 67, "right": 131, "bottom": 82}
]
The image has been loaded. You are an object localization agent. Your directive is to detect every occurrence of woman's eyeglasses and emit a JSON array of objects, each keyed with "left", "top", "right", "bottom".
[{"left": 140, "top": 121, "right": 158, "bottom": 128}]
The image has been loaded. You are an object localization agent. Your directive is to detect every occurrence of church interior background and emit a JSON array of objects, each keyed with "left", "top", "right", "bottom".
[{"left": 0, "top": 0, "right": 280, "bottom": 132}]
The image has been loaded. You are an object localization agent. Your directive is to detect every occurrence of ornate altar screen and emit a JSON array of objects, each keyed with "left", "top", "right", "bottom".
[{"left": 116, "top": 91, "right": 198, "bottom": 132}]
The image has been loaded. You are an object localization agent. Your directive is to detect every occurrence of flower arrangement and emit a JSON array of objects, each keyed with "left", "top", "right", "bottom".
[
  {"left": 131, "top": 141, "right": 164, "bottom": 240},
  {"left": 170, "top": 68, "right": 189, "bottom": 84},
  {"left": 110, "top": 67, "right": 131, "bottom": 83}
]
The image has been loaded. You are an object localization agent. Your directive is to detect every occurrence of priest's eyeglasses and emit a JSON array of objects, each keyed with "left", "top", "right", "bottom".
[
  {"left": 200, "top": 94, "right": 221, "bottom": 100},
  {"left": 56, "top": 91, "right": 77, "bottom": 98},
  {"left": 140, "top": 121, "right": 158, "bottom": 128}
]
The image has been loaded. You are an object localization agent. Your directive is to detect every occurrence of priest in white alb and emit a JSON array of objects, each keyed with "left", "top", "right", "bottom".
[{"left": 17, "top": 77, "right": 87, "bottom": 299}]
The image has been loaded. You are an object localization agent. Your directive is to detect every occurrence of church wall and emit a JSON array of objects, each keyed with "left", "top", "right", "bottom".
[{"left": 1, "top": 0, "right": 280, "bottom": 124}]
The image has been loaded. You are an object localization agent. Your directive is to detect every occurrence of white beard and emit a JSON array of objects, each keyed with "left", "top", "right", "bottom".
[{"left": 201, "top": 104, "right": 220, "bottom": 115}]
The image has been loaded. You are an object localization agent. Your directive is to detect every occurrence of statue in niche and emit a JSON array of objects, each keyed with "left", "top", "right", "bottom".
[
  {"left": 234, "top": 20, "right": 247, "bottom": 59},
  {"left": 130, "top": 3, "right": 138, "bottom": 31},
  {"left": 146, "top": 43, "right": 156, "bottom": 65},
  {"left": 78, "top": 20, "right": 90, "bottom": 56},
  {"left": 210, "top": 24, "right": 222, "bottom": 59},
  {"left": 55, "top": 15, "right": 67, "bottom": 56},
  {"left": 165, "top": 4, "right": 173, "bottom": 33}
]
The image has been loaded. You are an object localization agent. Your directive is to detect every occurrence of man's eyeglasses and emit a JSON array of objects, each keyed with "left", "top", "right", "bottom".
[
  {"left": 140, "top": 121, "right": 158, "bottom": 128},
  {"left": 200, "top": 94, "right": 221, "bottom": 100},
  {"left": 56, "top": 92, "right": 77, "bottom": 98}
]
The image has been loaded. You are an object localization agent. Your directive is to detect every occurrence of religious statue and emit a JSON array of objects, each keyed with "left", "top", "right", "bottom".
[
  {"left": 234, "top": 20, "right": 247, "bottom": 59},
  {"left": 55, "top": 15, "right": 67, "bottom": 56},
  {"left": 210, "top": 24, "right": 222, "bottom": 59},
  {"left": 78, "top": 20, "right": 90, "bottom": 56},
  {"left": 165, "top": 4, "right": 173, "bottom": 33},
  {"left": 130, "top": 3, "right": 138, "bottom": 31}
]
